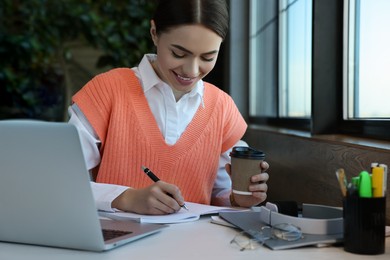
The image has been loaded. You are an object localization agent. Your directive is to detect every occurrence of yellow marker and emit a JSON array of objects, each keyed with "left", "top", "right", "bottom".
[{"left": 372, "top": 166, "right": 384, "bottom": 197}]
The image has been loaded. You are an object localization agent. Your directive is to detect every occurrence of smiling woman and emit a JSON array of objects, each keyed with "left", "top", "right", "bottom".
[
  {"left": 149, "top": 24, "right": 223, "bottom": 99},
  {"left": 68, "top": 0, "right": 270, "bottom": 216},
  {"left": 148, "top": 0, "right": 228, "bottom": 100}
]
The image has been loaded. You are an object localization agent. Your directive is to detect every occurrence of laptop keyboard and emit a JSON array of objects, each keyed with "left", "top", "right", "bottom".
[{"left": 102, "top": 229, "right": 133, "bottom": 241}]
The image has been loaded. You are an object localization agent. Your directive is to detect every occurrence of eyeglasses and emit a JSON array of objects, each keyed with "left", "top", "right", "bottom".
[{"left": 230, "top": 223, "right": 303, "bottom": 251}]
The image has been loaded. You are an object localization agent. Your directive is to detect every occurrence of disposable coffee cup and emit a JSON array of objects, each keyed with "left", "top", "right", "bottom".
[{"left": 230, "top": 146, "right": 265, "bottom": 195}]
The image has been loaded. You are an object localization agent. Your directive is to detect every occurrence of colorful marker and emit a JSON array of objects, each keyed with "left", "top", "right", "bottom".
[
  {"left": 358, "top": 171, "right": 372, "bottom": 198},
  {"left": 372, "top": 166, "right": 384, "bottom": 197}
]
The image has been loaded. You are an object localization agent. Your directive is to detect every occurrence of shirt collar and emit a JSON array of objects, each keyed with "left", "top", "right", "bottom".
[
  {"left": 138, "top": 54, "right": 160, "bottom": 93},
  {"left": 138, "top": 54, "right": 205, "bottom": 107}
]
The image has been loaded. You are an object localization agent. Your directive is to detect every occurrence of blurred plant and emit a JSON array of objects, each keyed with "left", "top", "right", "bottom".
[
  {"left": 0, "top": 0, "right": 156, "bottom": 121},
  {"left": 85, "top": 0, "right": 156, "bottom": 68}
]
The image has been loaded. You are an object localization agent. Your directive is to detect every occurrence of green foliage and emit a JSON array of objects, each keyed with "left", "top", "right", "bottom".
[
  {"left": 86, "top": 0, "right": 156, "bottom": 68},
  {"left": 0, "top": 0, "right": 156, "bottom": 121}
]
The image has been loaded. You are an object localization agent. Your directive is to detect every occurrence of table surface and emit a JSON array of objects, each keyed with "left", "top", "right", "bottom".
[{"left": 0, "top": 216, "right": 389, "bottom": 260}]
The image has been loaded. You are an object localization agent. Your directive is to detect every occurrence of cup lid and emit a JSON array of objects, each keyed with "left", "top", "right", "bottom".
[{"left": 230, "top": 146, "right": 265, "bottom": 159}]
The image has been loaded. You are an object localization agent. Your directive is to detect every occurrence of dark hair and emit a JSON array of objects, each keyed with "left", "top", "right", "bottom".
[{"left": 153, "top": 0, "right": 229, "bottom": 40}]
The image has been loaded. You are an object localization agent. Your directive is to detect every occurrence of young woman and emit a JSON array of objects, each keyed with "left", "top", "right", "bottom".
[{"left": 69, "top": 0, "right": 269, "bottom": 215}]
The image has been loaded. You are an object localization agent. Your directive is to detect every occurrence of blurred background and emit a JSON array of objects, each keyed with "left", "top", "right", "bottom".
[{"left": 0, "top": 0, "right": 156, "bottom": 121}]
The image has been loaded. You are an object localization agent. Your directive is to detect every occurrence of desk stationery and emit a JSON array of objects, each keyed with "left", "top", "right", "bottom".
[{"left": 0, "top": 216, "right": 388, "bottom": 260}]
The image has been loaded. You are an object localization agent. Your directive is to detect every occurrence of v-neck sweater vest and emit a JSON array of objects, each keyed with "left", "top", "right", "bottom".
[{"left": 73, "top": 68, "right": 247, "bottom": 204}]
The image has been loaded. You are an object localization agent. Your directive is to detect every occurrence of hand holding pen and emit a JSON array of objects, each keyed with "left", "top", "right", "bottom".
[
  {"left": 142, "top": 166, "right": 189, "bottom": 211},
  {"left": 111, "top": 167, "right": 188, "bottom": 215}
]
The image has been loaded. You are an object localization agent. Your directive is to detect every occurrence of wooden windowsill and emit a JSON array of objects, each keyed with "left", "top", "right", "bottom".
[{"left": 248, "top": 124, "right": 390, "bottom": 152}]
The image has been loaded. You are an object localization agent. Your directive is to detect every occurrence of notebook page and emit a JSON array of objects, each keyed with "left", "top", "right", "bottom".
[{"left": 98, "top": 202, "right": 243, "bottom": 224}]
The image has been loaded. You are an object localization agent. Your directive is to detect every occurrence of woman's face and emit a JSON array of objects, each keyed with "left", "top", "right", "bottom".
[{"left": 150, "top": 22, "right": 223, "bottom": 95}]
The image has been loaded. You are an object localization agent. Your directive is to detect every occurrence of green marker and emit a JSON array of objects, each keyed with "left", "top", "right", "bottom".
[
  {"left": 358, "top": 171, "right": 372, "bottom": 198},
  {"left": 351, "top": 176, "right": 360, "bottom": 187}
]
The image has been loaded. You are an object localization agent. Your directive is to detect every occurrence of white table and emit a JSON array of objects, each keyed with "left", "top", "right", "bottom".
[{"left": 0, "top": 216, "right": 388, "bottom": 260}]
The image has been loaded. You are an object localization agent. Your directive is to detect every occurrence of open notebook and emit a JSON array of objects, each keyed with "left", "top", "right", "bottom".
[{"left": 99, "top": 202, "right": 245, "bottom": 224}]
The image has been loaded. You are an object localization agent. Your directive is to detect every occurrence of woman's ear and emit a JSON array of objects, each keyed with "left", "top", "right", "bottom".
[{"left": 150, "top": 20, "right": 158, "bottom": 46}]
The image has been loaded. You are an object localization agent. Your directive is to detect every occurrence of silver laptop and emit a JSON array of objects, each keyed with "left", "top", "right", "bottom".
[{"left": 0, "top": 120, "right": 167, "bottom": 251}]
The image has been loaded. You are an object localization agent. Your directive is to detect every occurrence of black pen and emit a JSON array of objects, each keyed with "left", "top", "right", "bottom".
[{"left": 141, "top": 166, "right": 189, "bottom": 211}]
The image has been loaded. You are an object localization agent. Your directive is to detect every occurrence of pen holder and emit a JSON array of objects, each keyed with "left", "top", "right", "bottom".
[{"left": 343, "top": 196, "right": 386, "bottom": 255}]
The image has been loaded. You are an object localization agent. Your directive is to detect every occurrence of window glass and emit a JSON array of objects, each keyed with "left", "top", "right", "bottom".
[
  {"left": 249, "top": 0, "right": 312, "bottom": 118},
  {"left": 279, "top": 0, "right": 312, "bottom": 118},
  {"left": 346, "top": 0, "right": 390, "bottom": 119},
  {"left": 249, "top": 0, "right": 278, "bottom": 117}
]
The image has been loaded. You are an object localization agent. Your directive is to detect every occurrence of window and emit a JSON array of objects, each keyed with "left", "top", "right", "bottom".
[
  {"left": 246, "top": 0, "right": 389, "bottom": 140},
  {"left": 279, "top": 0, "right": 312, "bottom": 118},
  {"left": 249, "top": 0, "right": 278, "bottom": 118},
  {"left": 345, "top": 0, "right": 390, "bottom": 119},
  {"left": 249, "top": 0, "right": 312, "bottom": 120}
]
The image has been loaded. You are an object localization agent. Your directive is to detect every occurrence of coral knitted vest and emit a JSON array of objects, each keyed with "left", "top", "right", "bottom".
[{"left": 72, "top": 68, "right": 247, "bottom": 204}]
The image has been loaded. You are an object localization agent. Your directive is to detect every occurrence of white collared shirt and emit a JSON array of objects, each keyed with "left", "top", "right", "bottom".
[{"left": 69, "top": 54, "right": 240, "bottom": 212}]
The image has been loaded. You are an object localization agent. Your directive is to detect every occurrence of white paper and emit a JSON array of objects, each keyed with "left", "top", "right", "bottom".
[{"left": 98, "top": 202, "right": 243, "bottom": 224}]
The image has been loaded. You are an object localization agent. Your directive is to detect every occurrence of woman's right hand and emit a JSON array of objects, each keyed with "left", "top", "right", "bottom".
[{"left": 111, "top": 181, "right": 185, "bottom": 215}]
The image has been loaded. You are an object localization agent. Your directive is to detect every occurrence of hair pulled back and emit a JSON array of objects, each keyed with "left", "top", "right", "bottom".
[{"left": 153, "top": 0, "right": 229, "bottom": 40}]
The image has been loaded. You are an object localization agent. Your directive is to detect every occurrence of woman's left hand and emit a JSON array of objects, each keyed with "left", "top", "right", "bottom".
[{"left": 225, "top": 161, "right": 269, "bottom": 208}]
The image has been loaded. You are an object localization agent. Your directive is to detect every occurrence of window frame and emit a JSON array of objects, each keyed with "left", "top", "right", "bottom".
[
  {"left": 340, "top": 0, "right": 390, "bottom": 140},
  {"left": 241, "top": 0, "right": 390, "bottom": 141}
]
